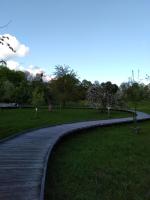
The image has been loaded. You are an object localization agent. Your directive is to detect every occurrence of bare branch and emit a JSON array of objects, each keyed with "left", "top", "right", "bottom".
[{"left": 0, "top": 20, "right": 12, "bottom": 29}]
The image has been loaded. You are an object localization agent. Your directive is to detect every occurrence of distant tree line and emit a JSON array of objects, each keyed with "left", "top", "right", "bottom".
[
  {"left": 0, "top": 64, "right": 150, "bottom": 111},
  {"left": 0, "top": 64, "right": 92, "bottom": 110}
]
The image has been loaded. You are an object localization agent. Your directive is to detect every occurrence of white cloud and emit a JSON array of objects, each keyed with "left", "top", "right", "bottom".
[
  {"left": 27, "top": 65, "right": 44, "bottom": 76},
  {"left": 43, "top": 74, "right": 52, "bottom": 82},
  {"left": 0, "top": 34, "right": 29, "bottom": 60},
  {"left": 0, "top": 33, "right": 51, "bottom": 82},
  {"left": 27, "top": 65, "right": 52, "bottom": 81},
  {"left": 7, "top": 60, "right": 24, "bottom": 71},
  {"left": 6, "top": 61, "right": 52, "bottom": 82}
]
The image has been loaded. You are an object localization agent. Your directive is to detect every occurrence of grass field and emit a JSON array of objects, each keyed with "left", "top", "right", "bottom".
[
  {"left": 0, "top": 108, "right": 130, "bottom": 139},
  {"left": 45, "top": 104, "right": 150, "bottom": 200},
  {"left": 1, "top": 103, "right": 150, "bottom": 199},
  {"left": 129, "top": 101, "right": 150, "bottom": 114}
]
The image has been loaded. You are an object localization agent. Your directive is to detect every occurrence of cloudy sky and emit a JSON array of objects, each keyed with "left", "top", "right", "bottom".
[{"left": 0, "top": 0, "right": 150, "bottom": 84}]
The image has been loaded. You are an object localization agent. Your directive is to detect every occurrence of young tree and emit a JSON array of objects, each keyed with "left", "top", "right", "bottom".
[
  {"left": 44, "top": 82, "right": 53, "bottom": 112},
  {"left": 87, "top": 81, "right": 101, "bottom": 109},
  {"left": 120, "top": 80, "right": 148, "bottom": 133},
  {"left": 32, "top": 87, "right": 45, "bottom": 108},
  {"left": 87, "top": 81, "right": 119, "bottom": 110}
]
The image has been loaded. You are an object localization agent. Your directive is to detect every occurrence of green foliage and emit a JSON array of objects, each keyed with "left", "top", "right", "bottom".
[
  {"left": 1, "top": 65, "right": 150, "bottom": 110},
  {"left": 120, "top": 82, "right": 149, "bottom": 106},
  {"left": 14, "top": 81, "right": 31, "bottom": 104},
  {"left": 120, "top": 82, "right": 149, "bottom": 131},
  {"left": 0, "top": 66, "right": 31, "bottom": 104},
  {"left": 0, "top": 66, "right": 48, "bottom": 106},
  {"left": 53, "top": 64, "right": 76, "bottom": 78},
  {"left": 0, "top": 65, "right": 26, "bottom": 86},
  {"left": 51, "top": 65, "right": 80, "bottom": 106},
  {"left": 32, "top": 87, "right": 45, "bottom": 107},
  {"left": 78, "top": 79, "right": 92, "bottom": 100},
  {"left": 1, "top": 80, "right": 15, "bottom": 102}
]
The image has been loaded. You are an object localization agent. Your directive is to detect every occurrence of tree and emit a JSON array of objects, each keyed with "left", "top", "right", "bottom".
[
  {"left": 44, "top": 82, "right": 53, "bottom": 111},
  {"left": 120, "top": 81, "right": 148, "bottom": 108},
  {"left": 120, "top": 81, "right": 148, "bottom": 133},
  {"left": 51, "top": 65, "right": 80, "bottom": 107},
  {"left": 32, "top": 87, "right": 45, "bottom": 107},
  {"left": 14, "top": 81, "right": 31, "bottom": 105},
  {"left": 0, "top": 66, "right": 26, "bottom": 87},
  {"left": 78, "top": 79, "right": 92, "bottom": 101},
  {"left": 87, "top": 81, "right": 119, "bottom": 110},
  {"left": 87, "top": 81, "right": 101, "bottom": 109},
  {"left": 100, "top": 81, "right": 118, "bottom": 108},
  {"left": 53, "top": 65, "right": 76, "bottom": 78},
  {"left": 0, "top": 66, "right": 30, "bottom": 104},
  {"left": 1, "top": 80, "right": 15, "bottom": 102}
]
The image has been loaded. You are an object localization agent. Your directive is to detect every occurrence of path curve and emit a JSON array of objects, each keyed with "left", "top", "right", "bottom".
[{"left": 0, "top": 110, "right": 150, "bottom": 200}]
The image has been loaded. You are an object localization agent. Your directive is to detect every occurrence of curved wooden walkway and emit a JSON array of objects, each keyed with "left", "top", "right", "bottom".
[{"left": 0, "top": 111, "right": 150, "bottom": 200}]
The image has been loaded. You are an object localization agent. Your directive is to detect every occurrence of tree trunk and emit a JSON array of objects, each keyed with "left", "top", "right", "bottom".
[
  {"left": 47, "top": 98, "right": 52, "bottom": 112},
  {"left": 48, "top": 104, "right": 52, "bottom": 111}
]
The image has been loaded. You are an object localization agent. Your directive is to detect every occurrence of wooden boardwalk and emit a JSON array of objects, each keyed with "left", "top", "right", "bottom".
[{"left": 0, "top": 111, "right": 150, "bottom": 200}]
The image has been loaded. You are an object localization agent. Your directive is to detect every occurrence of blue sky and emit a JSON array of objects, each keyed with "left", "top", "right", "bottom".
[{"left": 0, "top": 0, "right": 150, "bottom": 84}]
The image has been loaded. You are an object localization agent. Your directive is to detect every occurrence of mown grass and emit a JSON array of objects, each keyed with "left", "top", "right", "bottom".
[
  {"left": 128, "top": 101, "right": 150, "bottom": 114},
  {"left": 45, "top": 121, "right": 150, "bottom": 200},
  {"left": 0, "top": 108, "right": 130, "bottom": 139},
  {"left": 45, "top": 104, "right": 150, "bottom": 200}
]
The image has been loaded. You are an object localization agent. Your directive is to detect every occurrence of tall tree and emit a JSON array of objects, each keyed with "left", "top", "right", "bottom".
[
  {"left": 51, "top": 65, "right": 80, "bottom": 107},
  {"left": 31, "top": 72, "right": 45, "bottom": 107},
  {"left": 78, "top": 79, "right": 92, "bottom": 100}
]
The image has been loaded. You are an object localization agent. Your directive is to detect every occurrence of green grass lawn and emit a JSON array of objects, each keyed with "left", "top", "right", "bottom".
[
  {"left": 0, "top": 108, "right": 130, "bottom": 139},
  {"left": 45, "top": 121, "right": 150, "bottom": 200},
  {"left": 45, "top": 104, "right": 150, "bottom": 200},
  {"left": 128, "top": 101, "right": 150, "bottom": 114}
]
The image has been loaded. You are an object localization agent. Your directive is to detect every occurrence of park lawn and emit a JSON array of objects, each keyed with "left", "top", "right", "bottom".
[
  {"left": 128, "top": 100, "right": 150, "bottom": 114},
  {"left": 0, "top": 108, "right": 130, "bottom": 139},
  {"left": 45, "top": 102, "right": 150, "bottom": 200},
  {"left": 45, "top": 120, "right": 150, "bottom": 200}
]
